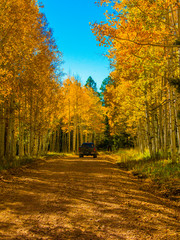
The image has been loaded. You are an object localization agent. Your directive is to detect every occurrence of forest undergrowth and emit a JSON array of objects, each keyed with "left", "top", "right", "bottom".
[
  {"left": 0, "top": 152, "right": 73, "bottom": 171},
  {"left": 112, "top": 149, "right": 180, "bottom": 201}
]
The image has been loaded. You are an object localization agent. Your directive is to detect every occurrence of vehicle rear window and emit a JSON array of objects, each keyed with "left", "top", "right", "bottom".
[{"left": 82, "top": 143, "right": 94, "bottom": 147}]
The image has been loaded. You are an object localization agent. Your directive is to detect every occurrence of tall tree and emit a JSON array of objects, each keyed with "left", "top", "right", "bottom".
[
  {"left": 85, "top": 76, "right": 97, "bottom": 92},
  {"left": 0, "top": 0, "right": 63, "bottom": 164},
  {"left": 60, "top": 76, "right": 105, "bottom": 152},
  {"left": 91, "top": 0, "right": 180, "bottom": 162}
]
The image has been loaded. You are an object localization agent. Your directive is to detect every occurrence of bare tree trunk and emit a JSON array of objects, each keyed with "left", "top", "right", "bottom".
[
  {"left": 94, "top": 132, "right": 97, "bottom": 146},
  {"left": 38, "top": 134, "right": 41, "bottom": 155},
  {"left": 80, "top": 124, "right": 83, "bottom": 146},
  {"left": 51, "top": 131, "right": 56, "bottom": 152},
  {"left": 169, "top": 87, "right": 177, "bottom": 163},
  {"left": 155, "top": 96, "right": 161, "bottom": 155},
  {"left": 19, "top": 101, "right": 24, "bottom": 158},
  {"left": 56, "top": 128, "right": 61, "bottom": 152},
  {"left": 42, "top": 134, "right": 48, "bottom": 154},
  {"left": 89, "top": 133, "right": 93, "bottom": 143},
  {"left": 76, "top": 126, "right": 79, "bottom": 153},
  {"left": 68, "top": 99, "right": 71, "bottom": 153},
  {"left": 138, "top": 119, "right": 145, "bottom": 153},
  {"left": 85, "top": 131, "right": 88, "bottom": 143},
  {"left": 5, "top": 97, "right": 16, "bottom": 161},
  {"left": 0, "top": 104, "right": 5, "bottom": 159},
  {"left": 151, "top": 110, "right": 157, "bottom": 156},
  {"left": 33, "top": 135, "right": 38, "bottom": 156},
  {"left": 175, "top": 92, "right": 180, "bottom": 155},
  {"left": 10, "top": 96, "right": 16, "bottom": 159},
  {"left": 145, "top": 101, "right": 153, "bottom": 157},
  {"left": 62, "top": 132, "right": 65, "bottom": 152},
  {"left": 159, "top": 98, "right": 163, "bottom": 153},
  {"left": 163, "top": 81, "right": 169, "bottom": 158},
  {"left": 29, "top": 93, "right": 34, "bottom": 156},
  {"left": 73, "top": 123, "right": 77, "bottom": 153},
  {"left": 64, "top": 132, "right": 67, "bottom": 153},
  {"left": 68, "top": 131, "right": 71, "bottom": 153}
]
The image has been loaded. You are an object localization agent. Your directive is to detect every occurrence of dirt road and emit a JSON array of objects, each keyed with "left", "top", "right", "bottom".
[{"left": 0, "top": 155, "right": 179, "bottom": 240}]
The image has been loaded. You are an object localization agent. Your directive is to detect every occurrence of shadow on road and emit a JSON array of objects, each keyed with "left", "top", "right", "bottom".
[{"left": 0, "top": 155, "right": 179, "bottom": 239}]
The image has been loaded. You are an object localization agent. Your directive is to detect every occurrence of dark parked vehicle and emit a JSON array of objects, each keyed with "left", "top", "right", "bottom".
[{"left": 79, "top": 142, "right": 97, "bottom": 158}]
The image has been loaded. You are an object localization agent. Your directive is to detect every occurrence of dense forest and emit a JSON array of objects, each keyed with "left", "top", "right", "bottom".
[
  {"left": 1, "top": 0, "right": 180, "bottom": 167},
  {"left": 92, "top": 0, "right": 180, "bottom": 163},
  {"left": 0, "top": 0, "right": 62, "bottom": 163},
  {"left": 0, "top": 2, "right": 179, "bottom": 238},
  {"left": 0, "top": 0, "right": 106, "bottom": 167}
]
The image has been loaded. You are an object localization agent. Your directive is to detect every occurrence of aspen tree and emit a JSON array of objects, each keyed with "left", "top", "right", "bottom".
[
  {"left": 92, "top": 0, "right": 180, "bottom": 162},
  {"left": 61, "top": 76, "right": 105, "bottom": 152},
  {"left": 0, "top": 0, "right": 63, "bottom": 163}
]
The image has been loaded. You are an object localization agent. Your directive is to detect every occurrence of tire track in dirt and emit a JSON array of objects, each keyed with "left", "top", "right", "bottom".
[{"left": 0, "top": 155, "right": 179, "bottom": 239}]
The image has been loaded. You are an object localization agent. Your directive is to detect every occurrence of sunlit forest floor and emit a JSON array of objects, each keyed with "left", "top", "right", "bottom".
[
  {"left": 0, "top": 154, "right": 179, "bottom": 239},
  {"left": 103, "top": 149, "right": 180, "bottom": 201}
]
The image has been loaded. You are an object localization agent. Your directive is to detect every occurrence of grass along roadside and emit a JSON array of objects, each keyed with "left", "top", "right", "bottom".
[
  {"left": 113, "top": 149, "right": 180, "bottom": 200},
  {"left": 0, "top": 152, "right": 72, "bottom": 171}
]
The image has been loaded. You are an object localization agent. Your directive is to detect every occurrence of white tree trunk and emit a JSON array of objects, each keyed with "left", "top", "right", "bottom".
[{"left": 169, "top": 87, "right": 177, "bottom": 163}]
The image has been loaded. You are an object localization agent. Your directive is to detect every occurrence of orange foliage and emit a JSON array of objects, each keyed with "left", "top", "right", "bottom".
[
  {"left": 0, "top": 0, "right": 63, "bottom": 157},
  {"left": 61, "top": 76, "right": 105, "bottom": 136},
  {"left": 91, "top": 0, "right": 180, "bottom": 141}
]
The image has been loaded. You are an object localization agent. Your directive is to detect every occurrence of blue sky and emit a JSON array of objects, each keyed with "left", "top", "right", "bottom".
[{"left": 40, "top": 0, "right": 111, "bottom": 89}]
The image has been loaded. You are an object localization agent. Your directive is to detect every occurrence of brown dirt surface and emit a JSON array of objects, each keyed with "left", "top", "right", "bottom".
[{"left": 0, "top": 155, "right": 179, "bottom": 240}]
